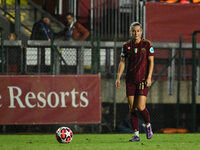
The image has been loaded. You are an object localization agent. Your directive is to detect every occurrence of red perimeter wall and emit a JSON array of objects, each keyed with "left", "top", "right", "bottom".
[
  {"left": 146, "top": 2, "right": 200, "bottom": 43},
  {"left": 0, "top": 75, "right": 101, "bottom": 125},
  {"left": 145, "top": 3, "right": 200, "bottom": 80}
]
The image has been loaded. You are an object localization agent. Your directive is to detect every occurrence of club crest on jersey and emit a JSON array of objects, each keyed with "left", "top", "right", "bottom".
[
  {"left": 141, "top": 48, "right": 146, "bottom": 53},
  {"left": 128, "top": 47, "right": 131, "bottom": 50},
  {"left": 150, "top": 47, "right": 154, "bottom": 53},
  {"left": 134, "top": 48, "right": 138, "bottom": 53}
]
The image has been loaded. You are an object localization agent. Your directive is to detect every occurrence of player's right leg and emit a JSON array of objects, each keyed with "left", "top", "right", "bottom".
[{"left": 128, "top": 96, "right": 140, "bottom": 142}]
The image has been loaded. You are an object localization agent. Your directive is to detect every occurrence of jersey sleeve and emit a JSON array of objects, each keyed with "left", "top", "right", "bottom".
[
  {"left": 121, "top": 44, "right": 127, "bottom": 58},
  {"left": 147, "top": 42, "right": 155, "bottom": 57}
]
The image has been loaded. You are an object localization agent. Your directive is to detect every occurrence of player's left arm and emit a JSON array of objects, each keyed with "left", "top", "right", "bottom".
[{"left": 146, "top": 56, "right": 154, "bottom": 87}]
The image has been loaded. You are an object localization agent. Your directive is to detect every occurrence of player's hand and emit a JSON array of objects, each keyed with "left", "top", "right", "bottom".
[
  {"left": 146, "top": 78, "right": 151, "bottom": 87},
  {"left": 115, "top": 79, "right": 120, "bottom": 88}
]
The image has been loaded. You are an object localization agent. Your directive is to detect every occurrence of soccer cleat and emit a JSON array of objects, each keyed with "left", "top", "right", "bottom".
[
  {"left": 146, "top": 124, "right": 153, "bottom": 139},
  {"left": 129, "top": 136, "right": 140, "bottom": 142}
]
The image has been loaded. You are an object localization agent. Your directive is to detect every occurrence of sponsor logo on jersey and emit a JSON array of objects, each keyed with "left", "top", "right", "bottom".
[{"left": 150, "top": 47, "right": 154, "bottom": 53}]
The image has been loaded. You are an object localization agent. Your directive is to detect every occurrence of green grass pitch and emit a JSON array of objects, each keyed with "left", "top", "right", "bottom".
[{"left": 0, "top": 134, "right": 200, "bottom": 150}]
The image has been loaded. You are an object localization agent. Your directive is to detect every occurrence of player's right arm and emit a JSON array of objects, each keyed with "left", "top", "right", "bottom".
[{"left": 115, "top": 57, "right": 125, "bottom": 88}]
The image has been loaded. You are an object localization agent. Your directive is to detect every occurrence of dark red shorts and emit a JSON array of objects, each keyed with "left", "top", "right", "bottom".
[{"left": 126, "top": 81, "right": 148, "bottom": 97}]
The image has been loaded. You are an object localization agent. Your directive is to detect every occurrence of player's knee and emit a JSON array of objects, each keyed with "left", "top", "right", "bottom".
[
  {"left": 137, "top": 105, "right": 146, "bottom": 111},
  {"left": 129, "top": 106, "right": 133, "bottom": 112},
  {"left": 129, "top": 104, "right": 134, "bottom": 112}
]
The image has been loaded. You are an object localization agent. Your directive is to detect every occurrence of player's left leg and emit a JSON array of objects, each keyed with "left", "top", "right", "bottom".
[
  {"left": 137, "top": 96, "right": 153, "bottom": 139},
  {"left": 137, "top": 96, "right": 150, "bottom": 124}
]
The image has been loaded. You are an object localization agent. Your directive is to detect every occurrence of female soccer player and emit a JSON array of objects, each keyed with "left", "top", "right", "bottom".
[{"left": 116, "top": 22, "right": 154, "bottom": 142}]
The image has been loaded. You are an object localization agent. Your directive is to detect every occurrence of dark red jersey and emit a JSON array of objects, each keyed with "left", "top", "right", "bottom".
[{"left": 121, "top": 39, "right": 155, "bottom": 84}]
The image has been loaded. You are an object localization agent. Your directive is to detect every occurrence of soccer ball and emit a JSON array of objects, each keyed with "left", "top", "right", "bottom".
[{"left": 56, "top": 127, "right": 73, "bottom": 143}]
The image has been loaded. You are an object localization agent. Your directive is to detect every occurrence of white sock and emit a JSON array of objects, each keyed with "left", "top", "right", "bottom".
[
  {"left": 134, "top": 131, "right": 139, "bottom": 137},
  {"left": 147, "top": 123, "right": 151, "bottom": 128}
]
